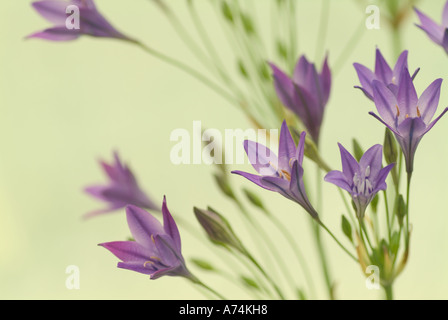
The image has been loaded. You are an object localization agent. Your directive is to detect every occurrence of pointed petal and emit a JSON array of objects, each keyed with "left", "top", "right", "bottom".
[
  {"left": 415, "top": 8, "right": 444, "bottom": 44},
  {"left": 126, "top": 205, "right": 164, "bottom": 249},
  {"left": 392, "top": 50, "right": 408, "bottom": 82},
  {"left": 324, "top": 170, "right": 352, "bottom": 192},
  {"left": 278, "top": 121, "right": 297, "bottom": 170},
  {"left": 354, "top": 86, "right": 374, "bottom": 101},
  {"left": 289, "top": 161, "right": 318, "bottom": 218},
  {"left": 372, "top": 81, "right": 398, "bottom": 127},
  {"left": 373, "top": 163, "right": 395, "bottom": 192},
  {"left": 293, "top": 55, "right": 311, "bottom": 86},
  {"left": 32, "top": 0, "right": 72, "bottom": 24},
  {"left": 99, "top": 241, "right": 151, "bottom": 262},
  {"left": 27, "top": 26, "right": 80, "bottom": 41},
  {"left": 244, "top": 140, "right": 278, "bottom": 176},
  {"left": 418, "top": 78, "right": 443, "bottom": 124},
  {"left": 354, "top": 63, "right": 376, "bottom": 98},
  {"left": 260, "top": 176, "right": 293, "bottom": 200},
  {"left": 369, "top": 111, "right": 399, "bottom": 135},
  {"left": 162, "top": 196, "right": 181, "bottom": 253},
  {"left": 231, "top": 170, "right": 276, "bottom": 191},
  {"left": 375, "top": 48, "right": 393, "bottom": 83},
  {"left": 338, "top": 143, "right": 359, "bottom": 181},
  {"left": 270, "top": 62, "right": 296, "bottom": 111},
  {"left": 359, "top": 144, "right": 383, "bottom": 179},
  {"left": 423, "top": 107, "right": 448, "bottom": 134},
  {"left": 397, "top": 68, "right": 418, "bottom": 117},
  {"left": 443, "top": 0, "right": 448, "bottom": 26}
]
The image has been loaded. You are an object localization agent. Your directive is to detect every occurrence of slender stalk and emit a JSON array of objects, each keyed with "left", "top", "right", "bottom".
[
  {"left": 265, "top": 209, "right": 316, "bottom": 299},
  {"left": 317, "top": 219, "right": 358, "bottom": 262},
  {"left": 193, "top": 278, "right": 227, "bottom": 300},
  {"left": 131, "top": 41, "right": 240, "bottom": 106},
  {"left": 384, "top": 283, "right": 394, "bottom": 300},
  {"left": 383, "top": 190, "right": 392, "bottom": 244},
  {"left": 314, "top": 0, "right": 330, "bottom": 62},
  {"left": 405, "top": 172, "right": 412, "bottom": 248}
]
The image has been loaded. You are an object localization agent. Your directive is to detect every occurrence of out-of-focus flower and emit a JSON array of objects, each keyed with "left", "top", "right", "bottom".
[
  {"left": 354, "top": 48, "right": 419, "bottom": 101},
  {"left": 28, "top": 0, "right": 132, "bottom": 42},
  {"left": 325, "top": 144, "right": 394, "bottom": 219},
  {"left": 415, "top": 1, "right": 448, "bottom": 54},
  {"left": 232, "top": 121, "right": 318, "bottom": 219},
  {"left": 270, "top": 56, "right": 331, "bottom": 145},
  {"left": 84, "top": 152, "right": 157, "bottom": 219},
  {"left": 100, "top": 198, "right": 192, "bottom": 280},
  {"left": 370, "top": 68, "right": 447, "bottom": 174}
]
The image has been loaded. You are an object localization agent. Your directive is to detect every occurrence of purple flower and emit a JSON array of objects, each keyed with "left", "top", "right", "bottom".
[
  {"left": 354, "top": 48, "right": 419, "bottom": 101},
  {"left": 370, "top": 67, "right": 448, "bottom": 174},
  {"left": 28, "top": 0, "right": 132, "bottom": 42},
  {"left": 325, "top": 144, "right": 394, "bottom": 219},
  {"left": 84, "top": 152, "right": 157, "bottom": 219},
  {"left": 232, "top": 121, "right": 318, "bottom": 219},
  {"left": 270, "top": 55, "right": 331, "bottom": 145},
  {"left": 99, "top": 197, "right": 192, "bottom": 280},
  {"left": 415, "top": 1, "right": 448, "bottom": 54}
]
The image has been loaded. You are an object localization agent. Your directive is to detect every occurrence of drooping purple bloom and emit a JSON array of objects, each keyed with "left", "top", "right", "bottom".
[
  {"left": 415, "top": 1, "right": 448, "bottom": 54},
  {"left": 325, "top": 144, "right": 394, "bottom": 219},
  {"left": 370, "top": 67, "right": 448, "bottom": 174},
  {"left": 100, "top": 198, "right": 192, "bottom": 280},
  {"left": 232, "top": 121, "right": 318, "bottom": 219},
  {"left": 84, "top": 151, "right": 158, "bottom": 219},
  {"left": 28, "top": 0, "right": 133, "bottom": 42},
  {"left": 354, "top": 48, "right": 419, "bottom": 101},
  {"left": 270, "top": 55, "right": 331, "bottom": 145}
]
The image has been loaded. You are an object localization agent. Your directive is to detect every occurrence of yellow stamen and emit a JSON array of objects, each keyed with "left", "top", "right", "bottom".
[
  {"left": 151, "top": 234, "right": 156, "bottom": 244},
  {"left": 405, "top": 114, "right": 409, "bottom": 119},
  {"left": 281, "top": 170, "right": 291, "bottom": 181},
  {"left": 417, "top": 106, "right": 421, "bottom": 117},
  {"left": 144, "top": 261, "right": 154, "bottom": 268},
  {"left": 150, "top": 256, "right": 161, "bottom": 262},
  {"left": 395, "top": 105, "right": 400, "bottom": 117},
  {"left": 289, "top": 158, "right": 295, "bottom": 168}
]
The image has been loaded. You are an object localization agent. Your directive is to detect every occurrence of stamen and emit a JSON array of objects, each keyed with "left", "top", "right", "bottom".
[
  {"left": 150, "top": 256, "right": 161, "bottom": 262},
  {"left": 144, "top": 261, "right": 154, "bottom": 268},
  {"left": 280, "top": 170, "right": 291, "bottom": 181},
  {"left": 269, "top": 161, "right": 278, "bottom": 171},
  {"left": 391, "top": 76, "right": 396, "bottom": 84},
  {"left": 151, "top": 234, "right": 156, "bottom": 244},
  {"left": 417, "top": 106, "right": 421, "bottom": 117},
  {"left": 353, "top": 173, "right": 359, "bottom": 185},
  {"left": 405, "top": 114, "right": 409, "bottom": 119},
  {"left": 395, "top": 105, "right": 400, "bottom": 117},
  {"left": 365, "top": 166, "right": 370, "bottom": 178}
]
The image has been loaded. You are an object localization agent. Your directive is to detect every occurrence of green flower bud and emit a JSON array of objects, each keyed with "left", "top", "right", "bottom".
[{"left": 383, "top": 128, "right": 398, "bottom": 165}]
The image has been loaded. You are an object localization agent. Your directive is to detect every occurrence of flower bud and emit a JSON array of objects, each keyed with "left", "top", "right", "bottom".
[
  {"left": 194, "top": 207, "right": 247, "bottom": 254},
  {"left": 383, "top": 128, "right": 398, "bottom": 165}
]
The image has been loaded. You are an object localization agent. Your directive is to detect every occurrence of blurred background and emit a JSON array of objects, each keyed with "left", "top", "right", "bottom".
[{"left": 0, "top": 0, "right": 447, "bottom": 299}]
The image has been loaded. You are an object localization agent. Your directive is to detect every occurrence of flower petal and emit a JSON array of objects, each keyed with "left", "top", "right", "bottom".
[
  {"left": 278, "top": 121, "right": 297, "bottom": 171},
  {"left": 162, "top": 196, "right": 181, "bottom": 253},
  {"left": 99, "top": 241, "right": 151, "bottom": 262},
  {"left": 126, "top": 205, "right": 164, "bottom": 249},
  {"left": 375, "top": 48, "right": 393, "bottom": 84},
  {"left": 418, "top": 78, "right": 443, "bottom": 124},
  {"left": 397, "top": 68, "right": 418, "bottom": 118},
  {"left": 338, "top": 143, "right": 359, "bottom": 182},
  {"left": 359, "top": 144, "right": 383, "bottom": 179},
  {"left": 324, "top": 170, "right": 352, "bottom": 193},
  {"left": 372, "top": 80, "right": 399, "bottom": 126},
  {"left": 354, "top": 63, "right": 376, "bottom": 98},
  {"left": 415, "top": 8, "right": 444, "bottom": 44},
  {"left": 243, "top": 140, "right": 278, "bottom": 176}
]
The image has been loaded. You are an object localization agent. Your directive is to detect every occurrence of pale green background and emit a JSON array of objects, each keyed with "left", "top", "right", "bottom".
[{"left": 0, "top": 0, "right": 447, "bottom": 300}]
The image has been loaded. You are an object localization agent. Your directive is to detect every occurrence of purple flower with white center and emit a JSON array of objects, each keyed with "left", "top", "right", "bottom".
[
  {"left": 99, "top": 197, "right": 192, "bottom": 280},
  {"left": 353, "top": 48, "right": 419, "bottom": 101},
  {"left": 270, "top": 55, "right": 331, "bottom": 145},
  {"left": 370, "top": 67, "right": 448, "bottom": 174},
  {"left": 84, "top": 152, "right": 158, "bottom": 219},
  {"left": 28, "top": 0, "right": 133, "bottom": 42},
  {"left": 415, "top": 1, "right": 448, "bottom": 54},
  {"left": 325, "top": 144, "right": 394, "bottom": 219},
  {"left": 232, "top": 121, "right": 318, "bottom": 219}
]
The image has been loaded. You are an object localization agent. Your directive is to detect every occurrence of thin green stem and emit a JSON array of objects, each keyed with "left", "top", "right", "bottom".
[
  {"left": 317, "top": 219, "right": 358, "bottom": 262},
  {"left": 132, "top": 41, "right": 240, "bottom": 106},
  {"left": 193, "top": 278, "right": 227, "bottom": 300},
  {"left": 383, "top": 190, "right": 392, "bottom": 244},
  {"left": 405, "top": 172, "right": 412, "bottom": 248},
  {"left": 384, "top": 283, "right": 394, "bottom": 300}
]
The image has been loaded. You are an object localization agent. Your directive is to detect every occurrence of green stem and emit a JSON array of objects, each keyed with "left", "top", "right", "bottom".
[
  {"left": 192, "top": 277, "right": 227, "bottom": 300},
  {"left": 384, "top": 284, "right": 394, "bottom": 300},
  {"left": 405, "top": 172, "right": 412, "bottom": 248},
  {"left": 132, "top": 41, "right": 239, "bottom": 106},
  {"left": 317, "top": 219, "right": 358, "bottom": 262},
  {"left": 383, "top": 190, "right": 392, "bottom": 244}
]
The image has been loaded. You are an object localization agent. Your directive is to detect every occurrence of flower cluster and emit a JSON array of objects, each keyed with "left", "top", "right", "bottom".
[{"left": 27, "top": 0, "right": 448, "bottom": 300}]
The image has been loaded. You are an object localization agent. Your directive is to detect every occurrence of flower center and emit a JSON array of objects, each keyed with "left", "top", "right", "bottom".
[
  {"left": 395, "top": 105, "right": 422, "bottom": 119},
  {"left": 352, "top": 166, "right": 373, "bottom": 196}
]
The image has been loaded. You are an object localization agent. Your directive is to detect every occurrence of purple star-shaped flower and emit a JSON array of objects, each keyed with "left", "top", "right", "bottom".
[
  {"left": 270, "top": 55, "right": 331, "bottom": 145},
  {"left": 84, "top": 152, "right": 157, "bottom": 219},
  {"left": 415, "top": 1, "right": 448, "bottom": 54},
  {"left": 232, "top": 121, "right": 318, "bottom": 219},
  {"left": 370, "top": 67, "right": 448, "bottom": 174},
  {"left": 28, "top": 0, "right": 132, "bottom": 42},
  {"left": 353, "top": 48, "right": 419, "bottom": 101},
  {"left": 100, "top": 197, "right": 192, "bottom": 280},
  {"left": 325, "top": 144, "right": 394, "bottom": 219}
]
